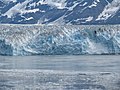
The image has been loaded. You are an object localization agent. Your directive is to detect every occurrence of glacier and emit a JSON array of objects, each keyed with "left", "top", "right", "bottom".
[{"left": 0, "top": 24, "right": 120, "bottom": 56}]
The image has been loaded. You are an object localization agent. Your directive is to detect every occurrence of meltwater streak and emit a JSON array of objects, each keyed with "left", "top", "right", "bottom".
[{"left": 0, "top": 24, "right": 120, "bottom": 55}]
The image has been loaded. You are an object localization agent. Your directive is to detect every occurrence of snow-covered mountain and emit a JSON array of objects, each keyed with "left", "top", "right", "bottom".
[{"left": 0, "top": 0, "right": 120, "bottom": 24}]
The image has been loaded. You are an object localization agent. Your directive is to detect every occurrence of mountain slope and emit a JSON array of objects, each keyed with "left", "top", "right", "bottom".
[{"left": 0, "top": 0, "right": 120, "bottom": 24}]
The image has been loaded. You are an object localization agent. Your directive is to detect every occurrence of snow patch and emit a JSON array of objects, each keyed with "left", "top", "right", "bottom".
[
  {"left": 74, "top": 16, "right": 93, "bottom": 22},
  {"left": 25, "top": 17, "right": 33, "bottom": 21},
  {"left": 0, "top": 0, "right": 17, "bottom": 3},
  {"left": 86, "top": 16, "right": 93, "bottom": 22},
  {"left": 79, "top": 2, "right": 88, "bottom": 6},
  {"left": 3, "top": 0, "right": 32, "bottom": 18},
  {"left": 96, "top": 0, "right": 120, "bottom": 20},
  {"left": 37, "top": 0, "right": 67, "bottom": 9},
  {"left": 89, "top": 0, "right": 100, "bottom": 8},
  {"left": 21, "top": 9, "right": 39, "bottom": 14},
  {"left": 68, "top": 2, "right": 79, "bottom": 11}
]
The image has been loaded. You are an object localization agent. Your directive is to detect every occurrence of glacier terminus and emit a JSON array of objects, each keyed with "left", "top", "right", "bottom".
[{"left": 0, "top": 24, "right": 120, "bottom": 56}]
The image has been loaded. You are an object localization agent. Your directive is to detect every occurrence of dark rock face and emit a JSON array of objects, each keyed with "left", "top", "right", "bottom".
[{"left": 0, "top": 0, "right": 120, "bottom": 24}]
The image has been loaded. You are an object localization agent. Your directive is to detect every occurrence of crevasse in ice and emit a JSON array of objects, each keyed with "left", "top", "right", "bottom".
[{"left": 0, "top": 24, "right": 120, "bottom": 55}]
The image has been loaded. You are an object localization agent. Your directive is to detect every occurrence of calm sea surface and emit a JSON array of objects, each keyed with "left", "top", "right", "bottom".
[{"left": 0, "top": 55, "right": 120, "bottom": 90}]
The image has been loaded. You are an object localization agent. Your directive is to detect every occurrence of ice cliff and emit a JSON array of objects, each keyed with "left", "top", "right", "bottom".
[{"left": 0, "top": 24, "right": 120, "bottom": 55}]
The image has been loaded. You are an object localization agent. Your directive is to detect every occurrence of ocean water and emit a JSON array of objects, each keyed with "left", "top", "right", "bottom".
[{"left": 0, "top": 55, "right": 120, "bottom": 90}]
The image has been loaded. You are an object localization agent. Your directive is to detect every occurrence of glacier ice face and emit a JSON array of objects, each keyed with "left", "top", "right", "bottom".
[{"left": 0, "top": 24, "right": 120, "bottom": 56}]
